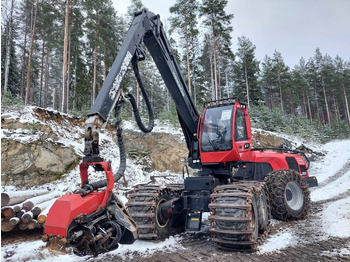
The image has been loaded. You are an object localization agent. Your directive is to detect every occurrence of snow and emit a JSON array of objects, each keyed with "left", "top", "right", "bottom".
[
  {"left": 309, "top": 139, "right": 350, "bottom": 202},
  {"left": 105, "top": 235, "right": 184, "bottom": 259},
  {"left": 308, "top": 140, "right": 350, "bottom": 185},
  {"left": 321, "top": 197, "right": 350, "bottom": 238},
  {"left": 311, "top": 170, "right": 350, "bottom": 202},
  {"left": 123, "top": 119, "right": 184, "bottom": 138},
  {"left": 321, "top": 247, "right": 350, "bottom": 258},
  {"left": 1, "top": 236, "right": 183, "bottom": 262},
  {"left": 258, "top": 230, "right": 298, "bottom": 253}
]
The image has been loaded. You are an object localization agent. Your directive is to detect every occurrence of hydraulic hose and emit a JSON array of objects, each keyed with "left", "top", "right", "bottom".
[
  {"left": 113, "top": 100, "right": 126, "bottom": 183},
  {"left": 76, "top": 60, "right": 155, "bottom": 194},
  {"left": 130, "top": 59, "right": 154, "bottom": 133}
]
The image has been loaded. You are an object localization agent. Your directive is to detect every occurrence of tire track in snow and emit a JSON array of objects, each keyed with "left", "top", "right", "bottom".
[
  {"left": 311, "top": 169, "right": 350, "bottom": 203},
  {"left": 318, "top": 159, "right": 350, "bottom": 187}
]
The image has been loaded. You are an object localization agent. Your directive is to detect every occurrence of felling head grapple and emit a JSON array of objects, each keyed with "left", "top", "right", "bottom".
[{"left": 43, "top": 161, "right": 138, "bottom": 256}]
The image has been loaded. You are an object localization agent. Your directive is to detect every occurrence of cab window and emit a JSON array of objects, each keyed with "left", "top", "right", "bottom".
[
  {"left": 235, "top": 109, "right": 247, "bottom": 141},
  {"left": 201, "top": 105, "right": 233, "bottom": 152}
]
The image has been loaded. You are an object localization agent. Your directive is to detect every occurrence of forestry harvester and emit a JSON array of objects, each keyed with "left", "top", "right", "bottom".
[{"left": 42, "top": 9, "right": 318, "bottom": 255}]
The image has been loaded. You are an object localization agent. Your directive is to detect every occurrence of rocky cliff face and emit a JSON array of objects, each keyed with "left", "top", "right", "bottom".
[{"left": 1, "top": 108, "right": 82, "bottom": 186}]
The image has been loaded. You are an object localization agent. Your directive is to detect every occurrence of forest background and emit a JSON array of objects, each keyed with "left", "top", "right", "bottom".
[{"left": 1, "top": 0, "right": 350, "bottom": 141}]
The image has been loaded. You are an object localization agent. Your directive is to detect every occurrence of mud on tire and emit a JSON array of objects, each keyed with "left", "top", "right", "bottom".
[
  {"left": 264, "top": 169, "right": 310, "bottom": 221},
  {"left": 209, "top": 183, "right": 260, "bottom": 250},
  {"left": 126, "top": 184, "right": 184, "bottom": 240}
]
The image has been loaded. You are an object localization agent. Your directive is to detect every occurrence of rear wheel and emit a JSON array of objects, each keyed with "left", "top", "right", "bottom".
[{"left": 264, "top": 169, "right": 310, "bottom": 221}]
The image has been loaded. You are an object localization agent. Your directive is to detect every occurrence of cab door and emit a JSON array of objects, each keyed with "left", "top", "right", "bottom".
[{"left": 233, "top": 105, "right": 251, "bottom": 155}]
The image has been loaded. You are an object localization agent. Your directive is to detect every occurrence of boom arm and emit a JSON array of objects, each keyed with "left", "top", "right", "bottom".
[{"left": 84, "top": 9, "right": 200, "bottom": 167}]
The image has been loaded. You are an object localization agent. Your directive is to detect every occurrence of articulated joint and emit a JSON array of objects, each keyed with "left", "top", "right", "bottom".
[{"left": 83, "top": 115, "right": 104, "bottom": 161}]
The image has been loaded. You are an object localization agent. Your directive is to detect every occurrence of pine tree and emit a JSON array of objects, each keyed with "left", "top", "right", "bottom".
[
  {"left": 272, "top": 51, "right": 290, "bottom": 112},
  {"left": 169, "top": 0, "right": 200, "bottom": 97},
  {"left": 1, "top": 0, "right": 20, "bottom": 95},
  {"left": 25, "top": 0, "right": 38, "bottom": 105},
  {"left": 233, "top": 36, "right": 260, "bottom": 106},
  {"left": 334, "top": 56, "right": 350, "bottom": 124},
  {"left": 260, "top": 55, "right": 276, "bottom": 108},
  {"left": 200, "top": 0, "right": 233, "bottom": 100}
]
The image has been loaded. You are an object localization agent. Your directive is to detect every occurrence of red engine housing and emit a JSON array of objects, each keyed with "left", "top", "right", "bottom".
[{"left": 44, "top": 161, "right": 114, "bottom": 238}]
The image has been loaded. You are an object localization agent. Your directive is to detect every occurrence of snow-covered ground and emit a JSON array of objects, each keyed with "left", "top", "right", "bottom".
[{"left": 1, "top": 108, "right": 350, "bottom": 261}]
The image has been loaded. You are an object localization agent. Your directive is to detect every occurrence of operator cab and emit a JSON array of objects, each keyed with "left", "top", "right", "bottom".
[{"left": 199, "top": 98, "right": 252, "bottom": 164}]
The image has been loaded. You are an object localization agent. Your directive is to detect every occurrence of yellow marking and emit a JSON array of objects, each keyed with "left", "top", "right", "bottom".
[{"left": 191, "top": 218, "right": 199, "bottom": 221}]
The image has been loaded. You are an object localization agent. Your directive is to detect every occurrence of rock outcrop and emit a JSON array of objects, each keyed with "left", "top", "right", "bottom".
[{"left": 1, "top": 108, "right": 81, "bottom": 186}]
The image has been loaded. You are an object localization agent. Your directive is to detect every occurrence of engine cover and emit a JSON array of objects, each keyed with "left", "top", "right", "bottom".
[{"left": 44, "top": 192, "right": 105, "bottom": 237}]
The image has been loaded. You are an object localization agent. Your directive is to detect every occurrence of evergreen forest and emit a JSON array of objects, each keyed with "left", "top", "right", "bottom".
[{"left": 2, "top": 0, "right": 350, "bottom": 141}]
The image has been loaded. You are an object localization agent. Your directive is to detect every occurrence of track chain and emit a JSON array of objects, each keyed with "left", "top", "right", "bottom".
[
  {"left": 209, "top": 182, "right": 269, "bottom": 251},
  {"left": 126, "top": 183, "right": 184, "bottom": 240},
  {"left": 264, "top": 169, "right": 310, "bottom": 221}
]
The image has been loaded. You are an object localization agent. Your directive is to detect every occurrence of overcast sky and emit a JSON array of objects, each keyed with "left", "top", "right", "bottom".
[{"left": 112, "top": 0, "right": 350, "bottom": 67}]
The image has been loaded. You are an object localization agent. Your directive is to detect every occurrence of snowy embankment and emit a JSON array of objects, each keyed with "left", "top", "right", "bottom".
[{"left": 1, "top": 107, "right": 350, "bottom": 261}]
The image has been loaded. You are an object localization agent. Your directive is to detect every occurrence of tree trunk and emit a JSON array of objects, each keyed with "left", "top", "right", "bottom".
[
  {"left": 73, "top": 47, "right": 78, "bottom": 111},
  {"left": 92, "top": 39, "right": 98, "bottom": 104},
  {"left": 213, "top": 46, "right": 218, "bottom": 100},
  {"left": 209, "top": 49, "right": 215, "bottom": 100},
  {"left": 3, "top": 0, "right": 14, "bottom": 93},
  {"left": 184, "top": 26, "right": 192, "bottom": 96},
  {"left": 25, "top": 0, "right": 38, "bottom": 105},
  {"left": 43, "top": 52, "right": 49, "bottom": 108},
  {"left": 314, "top": 83, "right": 320, "bottom": 120},
  {"left": 39, "top": 41, "right": 45, "bottom": 107},
  {"left": 21, "top": 14, "right": 29, "bottom": 102},
  {"left": 104, "top": 46, "right": 108, "bottom": 80},
  {"left": 322, "top": 76, "right": 331, "bottom": 124},
  {"left": 307, "top": 92, "right": 312, "bottom": 120},
  {"left": 333, "top": 96, "right": 339, "bottom": 123},
  {"left": 278, "top": 73, "right": 283, "bottom": 111},
  {"left": 211, "top": 15, "right": 218, "bottom": 100},
  {"left": 66, "top": 30, "right": 71, "bottom": 112},
  {"left": 61, "top": 0, "right": 70, "bottom": 113},
  {"left": 244, "top": 61, "right": 250, "bottom": 108},
  {"left": 343, "top": 83, "right": 350, "bottom": 125},
  {"left": 53, "top": 88, "right": 57, "bottom": 110}
]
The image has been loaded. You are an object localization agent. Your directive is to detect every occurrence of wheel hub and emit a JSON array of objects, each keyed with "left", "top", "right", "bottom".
[{"left": 285, "top": 181, "right": 304, "bottom": 211}]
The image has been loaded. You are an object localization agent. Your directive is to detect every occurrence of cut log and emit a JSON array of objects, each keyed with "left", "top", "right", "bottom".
[
  {"left": 9, "top": 217, "right": 21, "bottom": 226},
  {"left": 31, "top": 207, "right": 41, "bottom": 217},
  {"left": 22, "top": 201, "right": 34, "bottom": 212},
  {"left": 27, "top": 219, "right": 38, "bottom": 230},
  {"left": 1, "top": 221, "right": 17, "bottom": 232},
  {"left": 31, "top": 197, "right": 58, "bottom": 217},
  {"left": 16, "top": 209, "right": 25, "bottom": 218},
  {"left": 22, "top": 192, "right": 60, "bottom": 212},
  {"left": 1, "top": 206, "right": 15, "bottom": 220},
  {"left": 1, "top": 189, "right": 49, "bottom": 207},
  {"left": 21, "top": 211, "right": 34, "bottom": 223},
  {"left": 2, "top": 202, "right": 24, "bottom": 219},
  {"left": 37, "top": 198, "right": 58, "bottom": 224},
  {"left": 19, "top": 222, "right": 28, "bottom": 230}
]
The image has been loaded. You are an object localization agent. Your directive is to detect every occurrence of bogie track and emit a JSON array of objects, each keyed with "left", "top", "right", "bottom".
[
  {"left": 126, "top": 184, "right": 184, "bottom": 240},
  {"left": 209, "top": 182, "right": 269, "bottom": 251}
]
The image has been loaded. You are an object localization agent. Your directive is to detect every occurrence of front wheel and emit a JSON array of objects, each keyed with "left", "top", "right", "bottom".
[{"left": 264, "top": 169, "right": 310, "bottom": 221}]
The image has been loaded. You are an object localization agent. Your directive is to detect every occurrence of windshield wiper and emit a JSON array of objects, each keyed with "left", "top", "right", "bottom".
[{"left": 204, "top": 132, "right": 220, "bottom": 151}]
